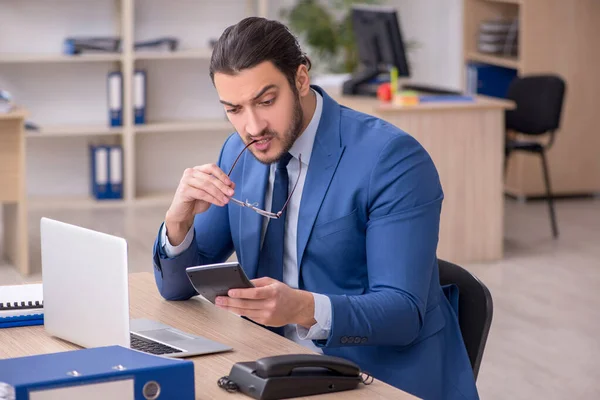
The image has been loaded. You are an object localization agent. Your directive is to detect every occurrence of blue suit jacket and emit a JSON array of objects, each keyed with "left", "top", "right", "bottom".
[{"left": 153, "top": 86, "right": 479, "bottom": 400}]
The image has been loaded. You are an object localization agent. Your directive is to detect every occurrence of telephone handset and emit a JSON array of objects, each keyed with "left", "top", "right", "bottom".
[
  {"left": 218, "top": 354, "right": 372, "bottom": 400},
  {"left": 254, "top": 354, "right": 360, "bottom": 379}
]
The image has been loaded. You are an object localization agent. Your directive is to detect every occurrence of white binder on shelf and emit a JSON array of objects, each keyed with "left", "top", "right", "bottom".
[
  {"left": 107, "top": 71, "right": 123, "bottom": 127},
  {"left": 134, "top": 69, "right": 146, "bottom": 124}
]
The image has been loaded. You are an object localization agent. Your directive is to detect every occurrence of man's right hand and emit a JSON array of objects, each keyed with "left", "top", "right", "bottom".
[{"left": 165, "top": 164, "right": 235, "bottom": 246}]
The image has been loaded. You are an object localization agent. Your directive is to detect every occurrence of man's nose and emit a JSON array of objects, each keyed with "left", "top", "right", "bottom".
[{"left": 245, "top": 109, "right": 267, "bottom": 136}]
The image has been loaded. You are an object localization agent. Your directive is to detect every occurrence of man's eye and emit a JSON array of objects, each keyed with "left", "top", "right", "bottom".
[
  {"left": 226, "top": 108, "right": 239, "bottom": 114},
  {"left": 260, "top": 99, "right": 274, "bottom": 106}
]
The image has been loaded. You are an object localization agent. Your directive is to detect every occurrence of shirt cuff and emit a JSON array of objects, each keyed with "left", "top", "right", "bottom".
[
  {"left": 160, "top": 222, "right": 194, "bottom": 258},
  {"left": 296, "top": 293, "right": 332, "bottom": 341}
]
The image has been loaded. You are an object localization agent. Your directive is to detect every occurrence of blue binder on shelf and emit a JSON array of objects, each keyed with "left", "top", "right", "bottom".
[
  {"left": 107, "top": 71, "right": 123, "bottom": 127},
  {"left": 0, "top": 345, "right": 195, "bottom": 400},
  {"left": 109, "top": 145, "right": 124, "bottom": 199},
  {"left": 0, "top": 284, "right": 44, "bottom": 328},
  {"left": 90, "top": 145, "right": 123, "bottom": 200},
  {"left": 466, "top": 62, "right": 518, "bottom": 98},
  {"left": 133, "top": 69, "right": 146, "bottom": 124},
  {"left": 90, "top": 145, "right": 110, "bottom": 200}
]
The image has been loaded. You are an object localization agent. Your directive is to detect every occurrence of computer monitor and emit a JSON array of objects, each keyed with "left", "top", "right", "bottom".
[{"left": 342, "top": 5, "right": 410, "bottom": 96}]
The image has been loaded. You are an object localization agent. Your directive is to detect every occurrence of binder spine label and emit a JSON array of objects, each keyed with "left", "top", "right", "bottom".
[{"left": 95, "top": 147, "right": 108, "bottom": 186}]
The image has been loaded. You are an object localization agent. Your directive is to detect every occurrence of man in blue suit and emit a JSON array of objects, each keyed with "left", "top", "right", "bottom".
[{"left": 152, "top": 17, "right": 479, "bottom": 399}]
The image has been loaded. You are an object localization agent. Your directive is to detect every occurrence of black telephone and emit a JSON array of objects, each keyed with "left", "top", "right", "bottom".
[{"left": 218, "top": 354, "right": 370, "bottom": 400}]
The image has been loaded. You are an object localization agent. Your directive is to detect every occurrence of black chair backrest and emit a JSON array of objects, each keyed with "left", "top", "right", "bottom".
[
  {"left": 438, "top": 259, "right": 493, "bottom": 381},
  {"left": 505, "top": 74, "right": 566, "bottom": 135}
]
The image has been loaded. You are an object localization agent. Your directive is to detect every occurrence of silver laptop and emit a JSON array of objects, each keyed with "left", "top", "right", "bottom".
[{"left": 40, "top": 217, "right": 232, "bottom": 358}]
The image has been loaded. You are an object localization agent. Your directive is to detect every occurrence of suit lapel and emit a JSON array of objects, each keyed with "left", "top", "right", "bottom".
[
  {"left": 297, "top": 86, "right": 345, "bottom": 270},
  {"left": 238, "top": 153, "right": 269, "bottom": 279}
]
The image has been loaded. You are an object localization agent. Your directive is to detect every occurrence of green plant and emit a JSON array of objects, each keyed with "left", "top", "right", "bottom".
[{"left": 281, "top": 0, "right": 415, "bottom": 74}]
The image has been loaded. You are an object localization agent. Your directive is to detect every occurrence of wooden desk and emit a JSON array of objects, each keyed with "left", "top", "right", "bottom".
[
  {"left": 0, "top": 273, "right": 416, "bottom": 399},
  {"left": 333, "top": 94, "right": 514, "bottom": 264},
  {"left": 0, "top": 108, "right": 28, "bottom": 275}
]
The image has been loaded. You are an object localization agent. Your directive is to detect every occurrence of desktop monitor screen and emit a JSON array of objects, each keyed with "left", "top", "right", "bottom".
[{"left": 352, "top": 5, "right": 410, "bottom": 77}]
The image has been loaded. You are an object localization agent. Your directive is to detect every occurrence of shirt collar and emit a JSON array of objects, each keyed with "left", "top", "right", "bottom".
[{"left": 288, "top": 89, "right": 322, "bottom": 166}]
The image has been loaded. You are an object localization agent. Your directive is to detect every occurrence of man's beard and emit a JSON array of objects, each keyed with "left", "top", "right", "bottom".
[{"left": 249, "top": 93, "right": 304, "bottom": 165}]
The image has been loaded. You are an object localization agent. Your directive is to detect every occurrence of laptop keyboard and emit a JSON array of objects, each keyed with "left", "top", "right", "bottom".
[{"left": 130, "top": 333, "right": 183, "bottom": 355}]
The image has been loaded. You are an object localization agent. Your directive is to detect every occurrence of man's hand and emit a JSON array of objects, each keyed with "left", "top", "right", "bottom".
[
  {"left": 165, "top": 164, "right": 235, "bottom": 246},
  {"left": 215, "top": 277, "right": 316, "bottom": 328}
]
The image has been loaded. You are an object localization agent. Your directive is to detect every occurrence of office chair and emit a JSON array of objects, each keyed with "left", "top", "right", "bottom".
[
  {"left": 504, "top": 75, "right": 566, "bottom": 238},
  {"left": 438, "top": 259, "right": 493, "bottom": 381}
]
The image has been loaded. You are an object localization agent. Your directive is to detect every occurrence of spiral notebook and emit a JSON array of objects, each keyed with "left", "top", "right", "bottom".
[{"left": 0, "top": 283, "right": 44, "bottom": 328}]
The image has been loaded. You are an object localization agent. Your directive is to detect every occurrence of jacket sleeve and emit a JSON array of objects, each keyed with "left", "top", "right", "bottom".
[
  {"left": 152, "top": 135, "right": 236, "bottom": 301},
  {"left": 316, "top": 134, "right": 444, "bottom": 348}
]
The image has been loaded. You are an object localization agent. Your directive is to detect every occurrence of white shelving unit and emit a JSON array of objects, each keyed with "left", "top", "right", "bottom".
[{"left": 0, "top": 0, "right": 270, "bottom": 209}]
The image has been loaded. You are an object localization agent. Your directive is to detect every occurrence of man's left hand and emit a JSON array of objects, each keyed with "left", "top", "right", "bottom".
[{"left": 214, "top": 277, "right": 316, "bottom": 328}]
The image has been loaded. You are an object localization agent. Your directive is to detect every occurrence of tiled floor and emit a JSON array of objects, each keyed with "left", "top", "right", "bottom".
[{"left": 1, "top": 198, "right": 599, "bottom": 399}]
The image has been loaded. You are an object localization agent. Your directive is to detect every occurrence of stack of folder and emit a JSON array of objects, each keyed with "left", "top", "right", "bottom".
[
  {"left": 0, "top": 284, "right": 44, "bottom": 328},
  {"left": 107, "top": 70, "right": 146, "bottom": 127},
  {"left": 477, "top": 18, "right": 519, "bottom": 57},
  {"left": 63, "top": 36, "right": 121, "bottom": 55},
  {"left": 90, "top": 145, "right": 124, "bottom": 200}
]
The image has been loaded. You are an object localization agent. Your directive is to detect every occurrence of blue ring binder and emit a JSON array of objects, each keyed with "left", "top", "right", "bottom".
[{"left": 0, "top": 314, "right": 44, "bottom": 328}]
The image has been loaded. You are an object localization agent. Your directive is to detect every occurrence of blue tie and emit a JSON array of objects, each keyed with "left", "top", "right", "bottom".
[{"left": 257, "top": 152, "right": 293, "bottom": 282}]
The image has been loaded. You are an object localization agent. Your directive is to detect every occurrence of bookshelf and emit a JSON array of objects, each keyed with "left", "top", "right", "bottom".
[
  {"left": 463, "top": 0, "right": 600, "bottom": 198},
  {"left": 0, "top": 0, "right": 270, "bottom": 210}
]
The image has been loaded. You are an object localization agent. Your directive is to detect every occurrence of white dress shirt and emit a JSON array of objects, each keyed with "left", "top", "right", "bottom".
[{"left": 160, "top": 90, "right": 331, "bottom": 353}]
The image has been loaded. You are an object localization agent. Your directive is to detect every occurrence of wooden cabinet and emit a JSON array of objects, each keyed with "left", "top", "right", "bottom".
[{"left": 463, "top": 0, "right": 600, "bottom": 198}]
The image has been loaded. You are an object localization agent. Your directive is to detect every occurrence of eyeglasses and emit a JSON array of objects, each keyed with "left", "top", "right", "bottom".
[{"left": 226, "top": 140, "right": 302, "bottom": 219}]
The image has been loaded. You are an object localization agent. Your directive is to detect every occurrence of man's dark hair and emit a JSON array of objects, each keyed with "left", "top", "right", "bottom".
[{"left": 209, "top": 17, "right": 311, "bottom": 92}]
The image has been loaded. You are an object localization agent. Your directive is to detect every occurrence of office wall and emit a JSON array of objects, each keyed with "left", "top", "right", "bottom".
[
  {"left": 390, "top": 0, "right": 463, "bottom": 90},
  {"left": 275, "top": 0, "right": 465, "bottom": 90}
]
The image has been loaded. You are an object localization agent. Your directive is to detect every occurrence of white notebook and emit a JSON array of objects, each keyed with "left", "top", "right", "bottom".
[{"left": 0, "top": 283, "right": 44, "bottom": 318}]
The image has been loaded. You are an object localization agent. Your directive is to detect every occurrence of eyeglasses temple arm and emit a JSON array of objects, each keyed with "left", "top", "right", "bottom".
[{"left": 227, "top": 140, "right": 257, "bottom": 177}]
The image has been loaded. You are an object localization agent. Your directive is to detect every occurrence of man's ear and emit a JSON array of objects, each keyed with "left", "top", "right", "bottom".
[{"left": 295, "top": 64, "right": 311, "bottom": 96}]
